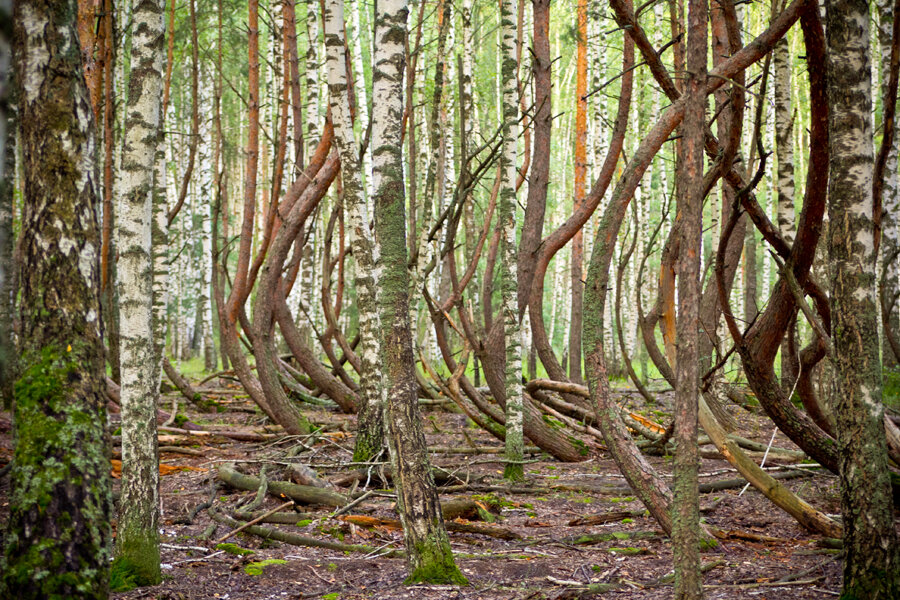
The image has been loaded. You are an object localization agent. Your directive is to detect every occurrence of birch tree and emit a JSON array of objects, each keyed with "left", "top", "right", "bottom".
[
  {"left": 826, "top": 0, "right": 900, "bottom": 595},
  {"left": 3, "top": 0, "right": 112, "bottom": 594},
  {"left": 499, "top": 0, "right": 524, "bottom": 482},
  {"left": 878, "top": 0, "right": 900, "bottom": 368},
  {"left": 324, "top": 0, "right": 384, "bottom": 461},
  {"left": 371, "top": 0, "right": 466, "bottom": 582},
  {"left": 115, "top": 0, "right": 165, "bottom": 584}
]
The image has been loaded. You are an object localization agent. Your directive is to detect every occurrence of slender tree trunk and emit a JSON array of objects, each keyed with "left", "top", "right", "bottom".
[
  {"left": 198, "top": 69, "right": 216, "bottom": 372},
  {"left": 305, "top": 0, "right": 320, "bottom": 156},
  {"left": 115, "top": 0, "right": 165, "bottom": 584},
  {"left": 324, "top": 0, "right": 384, "bottom": 461},
  {"left": 673, "top": 0, "right": 705, "bottom": 596},
  {"left": 498, "top": 0, "right": 524, "bottom": 481},
  {"left": 3, "top": 0, "right": 112, "bottom": 595},
  {"left": 826, "top": 0, "right": 900, "bottom": 595},
  {"left": 371, "top": 0, "right": 466, "bottom": 582},
  {"left": 568, "top": 0, "right": 587, "bottom": 385},
  {"left": 0, "top": 1, "right": 12, "bottom": 407},
  {"left": 773, "top": 0, "right": 797, "bottom": 386},
  {"left": 879, "top": 0, "right": 900, "bottom": 369}
]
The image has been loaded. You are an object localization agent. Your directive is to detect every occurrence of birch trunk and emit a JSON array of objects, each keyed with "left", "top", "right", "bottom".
[
  {"left": 371, "top": 0, "right": 465, "bottom": 582},
  {"left": 826, "top": 0, "right": 900, "bottom": 595},
  {"left": 324, "top": 0, "right": 384, "bottom": 461},
  {"left": 305, "top": 0, "right": 320, "bottom": 156},
  {"left": 3, "top": 1, "right": 112, "bottom": 594},
  {"left": 115, "top": 0, "right": 165, "bottom": 584},
  {"left": 198, "top": 69, "right": 216, "bottom": 371},
  {"left": 498, "top": 0, "right": 523, "bottom": 482},
  {"left": 878, "top": 0, "right": 900, "bottom": 368}
]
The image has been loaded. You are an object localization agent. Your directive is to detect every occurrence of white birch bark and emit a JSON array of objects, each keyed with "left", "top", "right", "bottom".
[
  {"left": 826, "top": 0, "right": 900, "bottom": 591},
  {"left": 199, "top": 69, "right": 216, "bottom": 371},
  {"left": 115, "top": 0, "right": 165, "bottom": 581},
  {"left": 371, "top": 0, "right": 464, "bottom": 580},
  {"left": 774, "top": 0, "right": 796, "bottom": 245},
  {"left": 878, "top": 0, "right": 900, "bottom": 365},
  {"left": 499, "top": 0, "right": 524, "bottom": 481},
  {"left": 349, "top": 0, "right": 374, "bottom": 200},
  {"left": 324, "top": 0, "right": 384, "bottom": 460},
  {"left": 305, "top": 0, "right": 320, "bottom": 154}
]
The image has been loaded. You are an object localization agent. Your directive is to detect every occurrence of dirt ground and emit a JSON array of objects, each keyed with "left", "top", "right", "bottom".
[{"left": 0, "top": 383, "right": 860, "bottom": 599}]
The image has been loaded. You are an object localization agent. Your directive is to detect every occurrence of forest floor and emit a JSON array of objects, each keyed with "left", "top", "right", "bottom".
[{"left": 0, "top": 379, "right": 857, "bottom": 599}]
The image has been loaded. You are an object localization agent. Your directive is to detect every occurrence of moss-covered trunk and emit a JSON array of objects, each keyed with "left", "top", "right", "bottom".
[
  {"left": 371, "top": 0, "right": 465, "bottom": 584},
  {"left": 2, "top": 0, "right": 112, "bottom": 595}
]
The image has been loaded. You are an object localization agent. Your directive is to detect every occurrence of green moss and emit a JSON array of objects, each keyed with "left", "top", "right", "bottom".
[
  {"left": 296, "top": 519, "right": 313, "bottom": 527},
  {"left": 503, "top": 462, "right": 524, "bottom": 482},
  {"left": 2, "top": 345, "right": 112, "bottom": 598},
  {"left": 569, "top": 437, "right": 589, "bottom": 456},
  {"left": 244, "top": 559, "right": 287, "bottom": 576},
  {"left": 215, "top": 543, "right": 255, "bottom": 556},
  {"left": 405, "top": 537, "right": 468, "bottom": 586},
  {"left": 322, "top": 593, "right": 340, "bottom": 600},
  {"left": 699, "top": 537, "right": 719, "bottom": 551},
  {"left": 109, "top": 557, "right": 142, "bottom": 592},
  {"left": 115, "top": 530, "right": 161, "bottom": 586}
]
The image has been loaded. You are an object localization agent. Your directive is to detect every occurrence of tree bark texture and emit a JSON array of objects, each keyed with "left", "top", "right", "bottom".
[
  {"left": 673, "top": 0, "right": 706, "bottom": 596},
  {"left": 3, "top": 1, "right": 112, "bottom": 595},
  {"left": 499, "top": 0, "right": 524, "bottom": 482},
  {"left": 324, "top": 0, "right": 384, "bottom": 461},
  {"left": 115, "top": 0, "right": 165, "bottom": 584},
  {"left": 826, "top": 0, "right": 900, "bottom": 595},
  {"left": 371, "top": 0, "right": 466, "bottom": 583}
]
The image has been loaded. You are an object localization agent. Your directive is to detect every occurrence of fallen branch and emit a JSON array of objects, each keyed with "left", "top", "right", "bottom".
[
  {"left": 561, "top": 530, "right": 661, "bottom": 546},
  {"left": 207, "top": 506, "right": 400, "bottom": 556}
]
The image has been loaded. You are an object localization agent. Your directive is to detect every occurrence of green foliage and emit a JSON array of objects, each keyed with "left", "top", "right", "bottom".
[
  {"left": 243, "top": 559, "right": 287, "bottom": 576},
  {"left": 215, "top": 543, "right": 255, "bottom": 556},
  {"left": 322, "top": 594, "right": 340, "bottom": 600}
]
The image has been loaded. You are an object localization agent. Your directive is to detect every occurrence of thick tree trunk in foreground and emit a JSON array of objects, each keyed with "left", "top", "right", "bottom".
[
  {"left": 371, "top": 0, "right": 465, "bottom": 583},
  {"left": 825, "top": 1, "right": 900, "bottom": 596},
  {"left": 3, "top": 0, "right": 112, "bottom": 595},
  {"left": 673, "top": 0, "right": 705, "bottom": 597},
  {"left": 115, "top": 0, "right": 165, "bottom": 584}
]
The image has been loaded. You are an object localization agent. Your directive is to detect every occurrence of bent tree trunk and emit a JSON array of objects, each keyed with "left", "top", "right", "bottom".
[{"left": 3, "top": 0, "right": 112, "bottom": 596}]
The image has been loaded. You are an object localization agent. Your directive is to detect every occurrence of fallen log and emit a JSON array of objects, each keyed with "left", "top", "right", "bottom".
[
  {"left": 207, "top": 506, "right": 399, "bottom": 555},
  {"left": 217, "top": 464, "right": 351, "bottom": 507}
]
